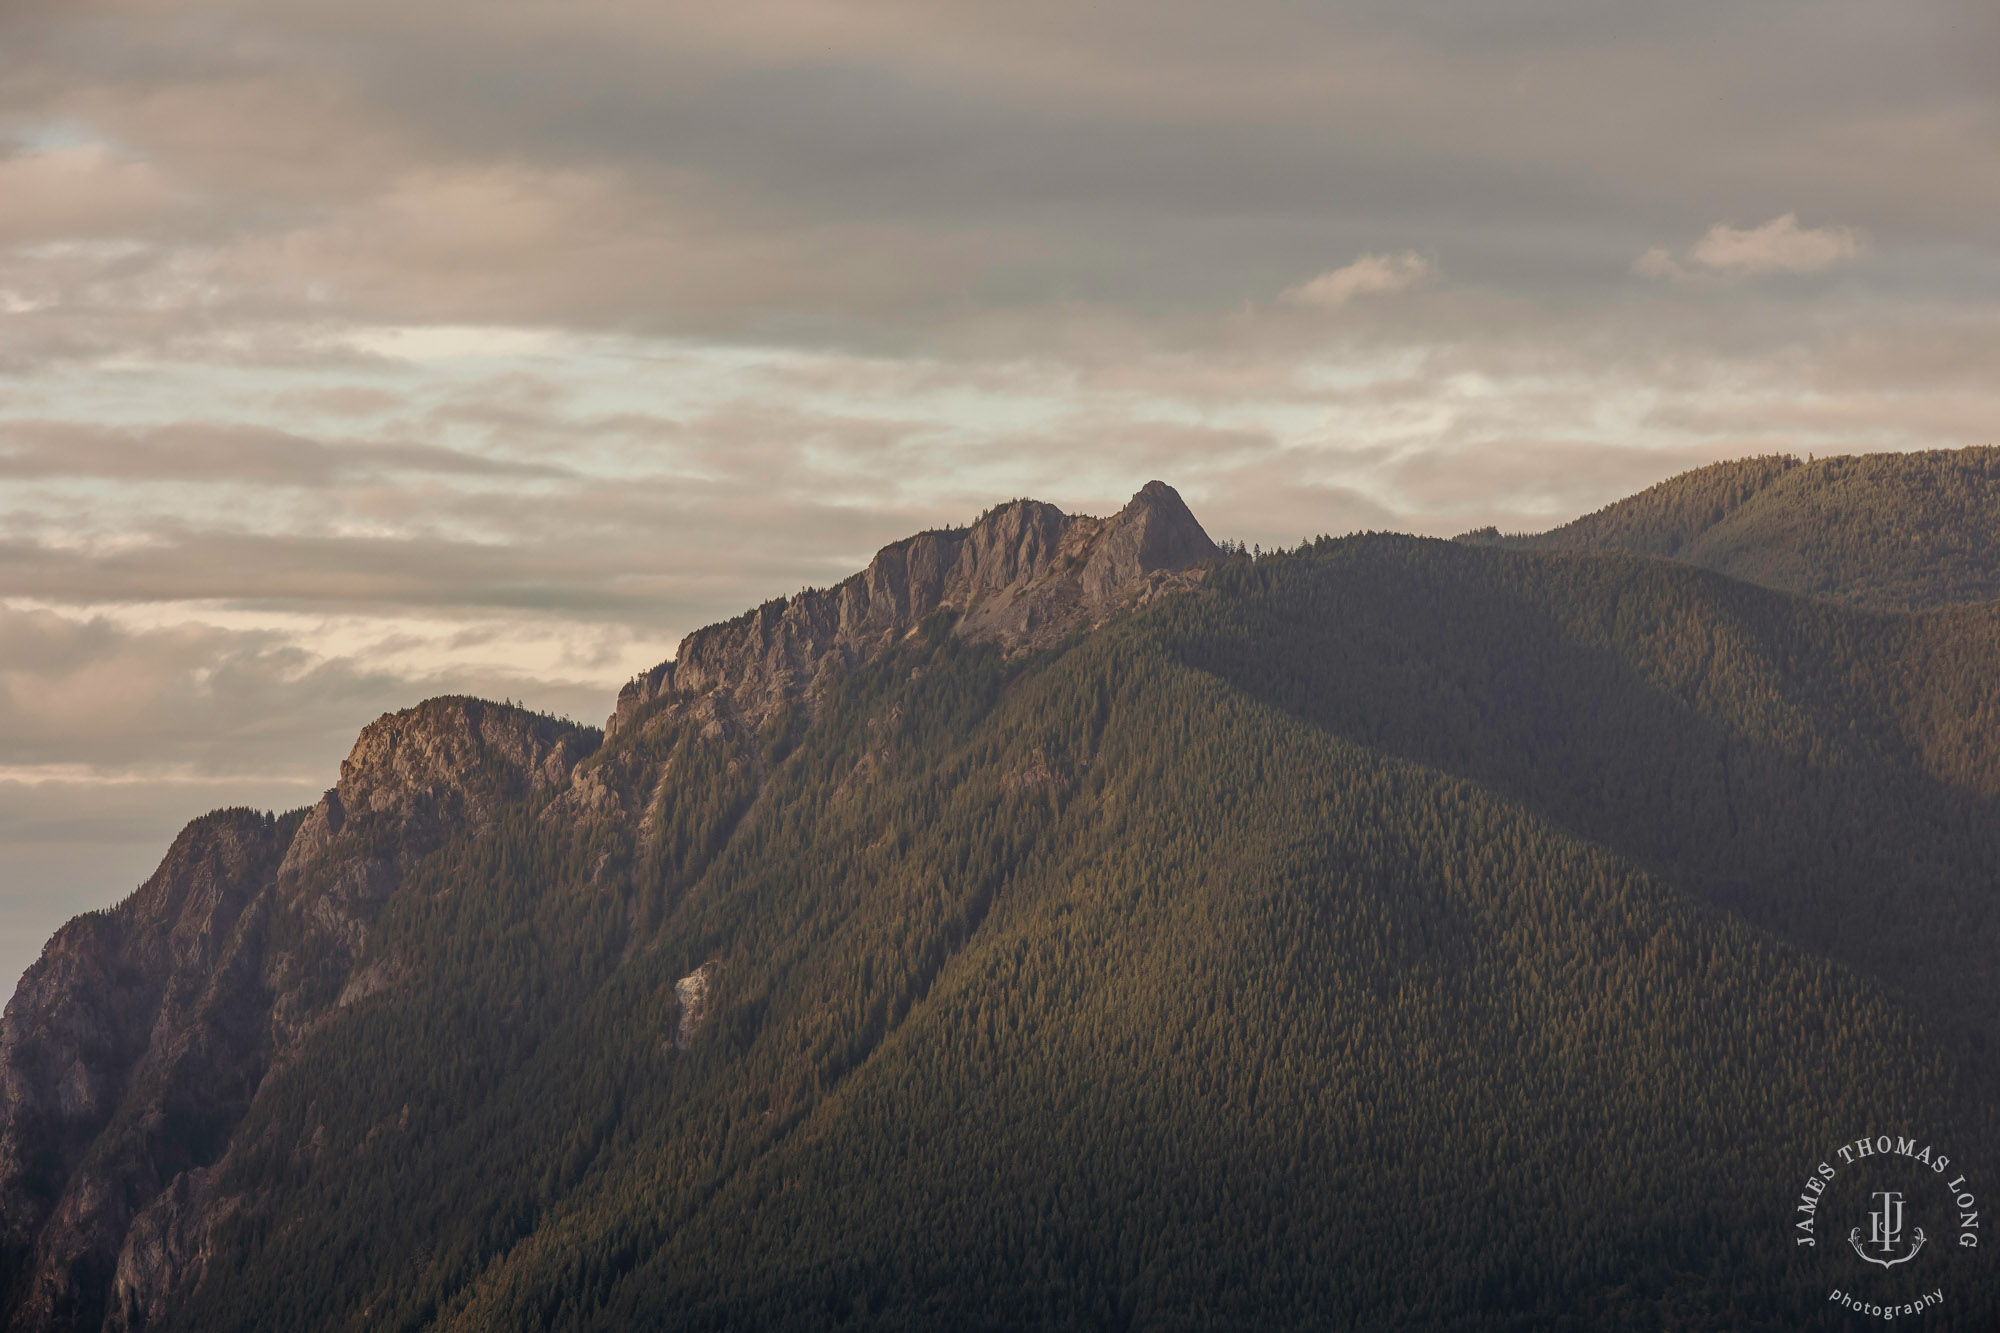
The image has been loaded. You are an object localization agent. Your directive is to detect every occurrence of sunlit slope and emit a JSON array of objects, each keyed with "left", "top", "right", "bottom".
[
  {"left": 167, "top": 542, "right": 2000, "bottom": 1332},
  {"left": 1473, "top": 447, "right": 2000, "bottom": 609}
]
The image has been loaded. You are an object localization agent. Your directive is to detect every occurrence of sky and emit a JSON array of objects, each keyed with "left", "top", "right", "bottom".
[{"left": 3, "top": 0, "right": 1999, "bottom": 989}]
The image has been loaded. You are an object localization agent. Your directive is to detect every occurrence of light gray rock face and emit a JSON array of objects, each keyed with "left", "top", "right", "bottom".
[
  {"left": 674, "top": 963, "right": 720, "bottom": 1050},
  {"left": 608, "top": 481, "right": 1219, "bottom": 738},
  {"left": 0, "top": 698, "right": 598, "bottom": 1332}
]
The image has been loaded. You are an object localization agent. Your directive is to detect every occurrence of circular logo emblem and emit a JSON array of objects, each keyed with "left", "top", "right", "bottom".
[{"left": 1793, "top": 1134, "right": 1982, "bottom": 1320}]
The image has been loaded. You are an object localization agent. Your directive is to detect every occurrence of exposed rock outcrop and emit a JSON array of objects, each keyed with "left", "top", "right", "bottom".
[
  {"left": 0, "top": 484, "right": 1217, "bottom": 1330},
  {"left": 0, "top": 810, "right": 293, "bottom": 1333},
  {"left": 608, "top": 481, "right": 1218, "bottom": 738},
  {"left": 673, "top": 963, "right": 719, "bottom": 1051},
  {"left": 270, "top": 697, "right": 597, "bottom": 998},
  {"left": 102, "top": 1164, "right": 226, "bottom": 1333},
  {"left": 0, "top": 699, "right": 598, "bottom": 1332}
]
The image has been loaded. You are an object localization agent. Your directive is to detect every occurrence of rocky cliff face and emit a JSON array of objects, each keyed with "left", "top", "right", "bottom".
[
  {"left": 0, "top": 484, "right": 1219, "bottom": 1331},
  {"left": 0, "top": 810, "right": 293, "bottom": 1333},
  {"left": 608, "top": 480, "right": 1218, "bottom": 738},
  {"left": 0, "top": 698, "right": 597, "bottom": 1332}
]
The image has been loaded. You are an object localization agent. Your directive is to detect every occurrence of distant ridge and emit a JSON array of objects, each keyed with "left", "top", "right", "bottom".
[{"left": 1460, "top": 446, "right": 2000, "bottom": 609}]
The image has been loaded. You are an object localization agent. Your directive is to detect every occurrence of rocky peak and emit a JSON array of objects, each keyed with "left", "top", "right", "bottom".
[
  {"left": 1081, "top": 480, "right": 1218, "bottom": 604},
  {"left": 0, "top": 700, "right": 601, "bottom": 1332},
  {"left": 609, "top": 481, "right": 1219, "bottom": 737},
  {"left": 280, "top": 696, "right": 599, "bottom": 883},
  {"left": 337, "top": 696, "right": 591, "bottom": 811},
  {"left": 270, "top": 698, "right": 601, "bottom": 1055}
]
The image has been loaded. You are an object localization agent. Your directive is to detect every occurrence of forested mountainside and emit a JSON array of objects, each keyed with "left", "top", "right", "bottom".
[
  {"left": 6, "top": 470, "right": 2000, "bottom": 1330},
  {"left": 1461, "top": 446, "right": 2000, "bottom": 610}
]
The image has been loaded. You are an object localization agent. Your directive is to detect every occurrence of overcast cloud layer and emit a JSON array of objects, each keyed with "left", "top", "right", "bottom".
[{"left": 3, "top": 0, "right": 1998, "bottom": 987}]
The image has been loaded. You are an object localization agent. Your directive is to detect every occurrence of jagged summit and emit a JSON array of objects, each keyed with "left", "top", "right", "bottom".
[
  {"left": 289, "top": 696, "right": 596, "bottom": 874},
  {"left": 0, "top": 488, "right": 1219, "bottom": 1327},
  {"left": 608, "top": 481, "right": 1220, "bottom": 737}
]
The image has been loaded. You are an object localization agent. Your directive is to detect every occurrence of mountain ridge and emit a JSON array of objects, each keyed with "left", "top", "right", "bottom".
[
  {"left": 1460, "top": 445, "right": 2000, "bottom": 609},
  {"left": 6, "top": 460, "right": 2000, "bottom": 1329},
  {"left": 0, "top": 483, "right": 1222, "bottom": 1330},
  {"left": 0, "top": 698, "right": 599, "bottom": 1330},
  {"left": 609, "top": 480, "right": 1218, "bottom": 738}
]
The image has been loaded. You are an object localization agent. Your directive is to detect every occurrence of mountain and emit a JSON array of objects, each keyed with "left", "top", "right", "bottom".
[
  {"left": 608, "top": 478, "right": 1218, "bottom": 735},
  {"left": 1459, "top": 446, "right": 2000, "bottom": 609},
  {"left": 0, "top": 700, "right": 596, "bottom": 1330},
  {"left": 4, "top": 472, "right": 1998, "bottom": 1330}
]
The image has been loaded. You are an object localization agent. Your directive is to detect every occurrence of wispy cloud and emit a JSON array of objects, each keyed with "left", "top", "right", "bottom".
[
  {"left": 0, "top": 421, "right": 567, "bottom": 484},
  {"left": 1281, "top": 252, "right": 1435, "bottom": 307},
  {"left": 2, "top": 0, "right": 1999, "bottom": 989},
  {"left": 1635, "top": 214, "right": 1866, "bottom": 282}
]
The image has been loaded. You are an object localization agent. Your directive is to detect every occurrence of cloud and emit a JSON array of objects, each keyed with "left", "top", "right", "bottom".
[
  {"left": 1282, "top": 252, "right": 1435, "bottom": 307},
  {"left": 1635, "top": 213, "right": 1865, "bottom": 282},
  {"left": 0, "top": 598, "right": 613, "bottom": 991},
  {"left": 0, "top": 420, "right": 565, "bottom": 484},
  {"left": 1387, "top": 440, "right": 1731, "bottom": 525},
  {"left": 0, "top": 144, "right": 182, "bottom": 248},
  {"left": 1690, "top": 213, "right": 1863, "bottom": 275},
  {"left": 0, "top": 605, "right": 397, "bottom": 775},
  {"left": 0, "top": 600, "right": 625, "bottom": 783},
  {"left": 0, "top": 1, "right": 1984, "bottom": 363},
  {"left": 3, "top": 0, "right": 2000, "bottom": 988},
  {"left": 1630, "top": 246, "right": 1687, "bottom": 282}
]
